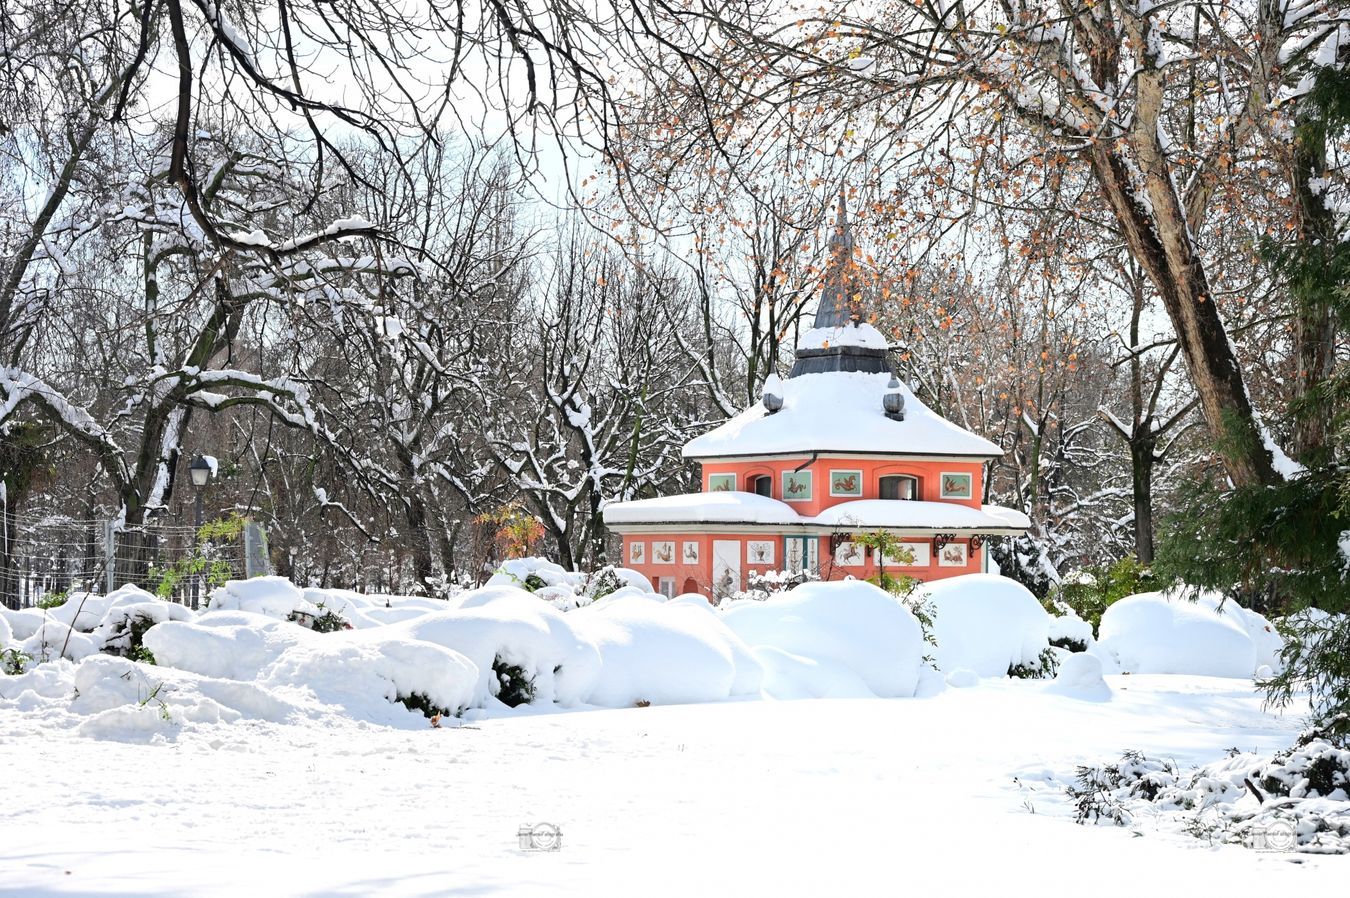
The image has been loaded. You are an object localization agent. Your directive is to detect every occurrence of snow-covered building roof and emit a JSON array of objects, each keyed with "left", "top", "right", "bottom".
[
  {"left": 682, "top": 371, "right": 1002, "bottom": 460},
  {"left": 604, "top": 492, "right": 1029, "bottom": 535},
  {"left": 602, "top": 491, "right": 799, "bottom": 527}
]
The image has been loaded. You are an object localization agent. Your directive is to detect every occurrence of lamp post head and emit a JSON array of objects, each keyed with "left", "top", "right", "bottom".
[{"left": 189, "top": 455, "right": 214, "bottom": 488}]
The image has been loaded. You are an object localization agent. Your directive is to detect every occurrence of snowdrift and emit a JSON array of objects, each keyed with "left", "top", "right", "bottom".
[
  {"left": 923, "top": 574, "right": 1052, "bottom": 678},
  {"left": 3, "top": 570, "right": 1285, "bottom": 744},
  {"left": 721, "top": 580, "right": 926, "bottom": 698},
  {"left": 1095, "top": 590, "right": 1281, "bottom": 678}
]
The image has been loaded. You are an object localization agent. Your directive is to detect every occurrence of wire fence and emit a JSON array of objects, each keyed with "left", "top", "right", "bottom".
[{"left": 0, "top": 511, "right": 254, "bottom": 610}]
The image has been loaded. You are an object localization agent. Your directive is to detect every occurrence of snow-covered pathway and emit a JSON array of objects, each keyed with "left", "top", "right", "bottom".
[{"left": 0, "top": 676, "right": 1336, "bottom": 896}]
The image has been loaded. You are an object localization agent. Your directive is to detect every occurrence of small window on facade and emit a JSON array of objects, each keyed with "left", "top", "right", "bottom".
[
  {"left": 751, "top": 474, "right": 773, "bottom": 497},
  {"left": 880, "top": 475, "right": 918, "bottom": 501}
]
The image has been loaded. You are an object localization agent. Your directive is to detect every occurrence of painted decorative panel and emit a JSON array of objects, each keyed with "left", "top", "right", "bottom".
[
  {"left": 781, "top": 470, "right": 813, "bottom": 502},
  {"left": 937, "top": 542, "right": 968, "bottom": 567},
  {"left": 940, "top": 472, "right": 973, "bottom": 500},
  {"left": 651, "top": 541, "right": 675, "bottom": 564},
  {"left": 682, "top": 541, "right": 701, "bottom": 564},
  {"left": 707, "top": 473, "right": 737, "bottom": 492},
  {"left": 884, "top": 542, "right": 931, "bottom": 567},
  {"left": 834, "top": 540, "right": 866, "bottom": 567},
  {"left": 629, "top": 541, "right": 645, "bottom": 564},
  {"left": 829, "top": 469, "right": 863, "bottom": 497},
  {"left": 746, "top": 540, "right": 776, "bottom": 566}
]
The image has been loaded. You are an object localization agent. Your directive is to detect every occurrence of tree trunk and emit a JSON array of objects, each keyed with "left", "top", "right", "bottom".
[
  {"left": 1089, "top": 148, "right": 1277, "bottom": 488},
  {"left": 1131, "top": 436, "right": 1156, "bottom": 565}
]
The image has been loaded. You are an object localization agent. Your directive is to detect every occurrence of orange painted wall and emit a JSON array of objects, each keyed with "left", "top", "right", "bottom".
[
  {"left": 621, "top": 532, "right": 983, "bottom": 598},
  {"left": 700, "top": 457, "right": 984, "bottom": 514}
]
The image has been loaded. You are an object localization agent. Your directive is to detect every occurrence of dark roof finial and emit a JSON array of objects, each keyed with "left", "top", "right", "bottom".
[{"left": 813, "top": 189, "right": 863, "bottom": 329}]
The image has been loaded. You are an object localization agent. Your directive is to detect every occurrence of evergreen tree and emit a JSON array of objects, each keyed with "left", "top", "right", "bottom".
[{"left": 1156, "top": 64, "right": 1350, "bottom": 740}]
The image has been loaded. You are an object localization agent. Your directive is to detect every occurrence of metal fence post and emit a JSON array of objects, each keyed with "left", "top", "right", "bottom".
[
  {"left": 243, "top": 521, "right": 270, "bottom": 578},
  {"left": 103, "top": 520, "right": 116, "bottom": 594}
]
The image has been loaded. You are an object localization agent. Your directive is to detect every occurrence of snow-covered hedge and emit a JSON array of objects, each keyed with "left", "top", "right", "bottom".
[
  {"left": 1095, "top": 590, "right": 1282, "bottom": 678},
  {"left": 722, "top": 580, "right": 926, "bottom": 698},
  {"left": 923, "top": 574, "right": 1052, "bottom": 678}
]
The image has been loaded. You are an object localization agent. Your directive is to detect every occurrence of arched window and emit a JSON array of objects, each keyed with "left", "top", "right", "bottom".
[
  {"left": 880, "top": 475, "right": 918, "bottom": 501},
  {"left": 749, "top": 474, "right": 773, "bottom": 497}
]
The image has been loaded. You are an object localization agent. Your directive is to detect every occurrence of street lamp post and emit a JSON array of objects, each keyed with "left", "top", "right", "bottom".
[{"left": 188, "top": 456, "right": 214, "bottom": 610}]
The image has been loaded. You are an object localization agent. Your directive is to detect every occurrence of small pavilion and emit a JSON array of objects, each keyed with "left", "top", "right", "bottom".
[{"left": 603, "top": 198, "right": 1029, "bottom": 599}]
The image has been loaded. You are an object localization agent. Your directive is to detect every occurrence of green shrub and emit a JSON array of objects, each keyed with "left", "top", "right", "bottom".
[
  {"left": 492, "top": 655, "right": 536, "bottom": 707},
  {"left": 1009, "top": 648, "right": 1059, "bottom": 680},
  {"left": 1052, "top": 556, "right": 1159, "bottom": 636},
  {"left": 35, "top": 590, "right": 68, "bottom": 610},
  {"left": 1, "top": 648, "right": 32, "bottom": 676},
  {"left": 397, "top": 691, "right": 455, "bottom": 719}
]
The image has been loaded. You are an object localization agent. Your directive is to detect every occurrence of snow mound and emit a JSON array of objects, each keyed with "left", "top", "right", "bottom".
[
  {"left": 95, "top": 600, "right": 195, "bottom": 655},
  {"left": 262, "top": 636, "right": 479, "bottom": 722},
  {"left": 391, "top": 587, "right": 601, "bottom": 707},
  {"left": 946, "top": 668, "right": 979, "bottom": 689},
  {"left": 143, "top": 613, "right": 312, "bottom": 680},
  {"left": 1049, "top": 612, "right": 1094, "bottom": 648},
  {"left": 924, "top": 574, "right": 1051, "bottom": 677},
  {"left": 721, "top": 580, "right": 925, "bottom": 698},
  {"left": 750, "top": 645, "right": 875, "bottom": 699},
  {"left": 0, "top": 610, "right": 11, "bottom": 647},
  {"left": 573, "top": 594, "right": 762, "bottom": 706},
  {"left": 1045, "top": 653, "right": 1110, "bottom": 701},
  {"left": 208, "top": 576, "right": 316, "bottom": 619},
  {"left": 1096, "top": 590, "right": 1274, "bottom": 678}
]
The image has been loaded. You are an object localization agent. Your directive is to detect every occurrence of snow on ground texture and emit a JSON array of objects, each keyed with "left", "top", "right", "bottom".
[
  {"left": 0, "top": 676, "right": 1336, "bottom": 897},
  {"left": 1097, "top": 589, "right": 1282, "bottom": 678}
]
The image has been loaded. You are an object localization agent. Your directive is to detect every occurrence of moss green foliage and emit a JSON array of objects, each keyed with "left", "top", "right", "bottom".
[
  {"left": 35, "top": 590, "right": 69, "bottom": 610},
  {"left": 2, "top": 647, "right": 32, "bottom": 676},
  {"left": 1051, "top": 556, "right": 1158, "bottom": 636},
  {"left": 492, "top": 655, "right": 536, "bottom": 707}
]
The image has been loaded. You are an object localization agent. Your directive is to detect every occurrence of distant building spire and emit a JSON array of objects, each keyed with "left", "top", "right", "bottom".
[
  {"left": 813, "top": 190, "right": 864, "bottom": 329},
  {"left": 790, "top": 189, "right": 891, "bottom": 378}
]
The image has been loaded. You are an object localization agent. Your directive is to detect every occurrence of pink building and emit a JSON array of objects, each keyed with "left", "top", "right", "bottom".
[{"left": 602, "top": 200, "right": 1029, "bottom": 600}]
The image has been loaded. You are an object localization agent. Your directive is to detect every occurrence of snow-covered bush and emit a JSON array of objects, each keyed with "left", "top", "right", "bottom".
[
  {"left": 573, "top": 594, "right": 762, "bottom": 706},
  {"left": 209, "top": 576, "right": 320, "bottom": 619},
  {"left": 1067, "top": 738, "right": 1350, "bottom": 854},
  {"left": 726, "top": 568, "right": 819, "bottom": 603},
  {"left": 1095, "top": 589, "right": 1280, "bottom": 678},
  {"left": 1048, "top": 612, "right": 1094, "bottom": 652},
  {"left": 391, "top": 586, "right": 602, "bottom": 707},
  {"left": 1051, "top": 556, "right": 1160, "bottom": 636},
  {"left": 923, "top": 574, "right": 1052, "bottom": 678},
  {"left": 721, "top": 580, "right": 926, "bottom": 698}
]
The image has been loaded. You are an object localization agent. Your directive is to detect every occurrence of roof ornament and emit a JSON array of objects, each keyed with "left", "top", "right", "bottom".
[
  {"left": 882, "top": 375, "right": 905, "bottom": 421},
  {"left": 761, "top": 372, "right": 784, "bottom": 414},
  {"left": 813, "top": 189, "right": 863, "bottom": 330}
]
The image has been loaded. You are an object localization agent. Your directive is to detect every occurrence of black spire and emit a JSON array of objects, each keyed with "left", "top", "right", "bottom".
[
  {"left": 790, "top": 190, "right": 890, "bottom": 378},
  {"left": 813, "top": 191, "right": 863, "bottom": 329}
]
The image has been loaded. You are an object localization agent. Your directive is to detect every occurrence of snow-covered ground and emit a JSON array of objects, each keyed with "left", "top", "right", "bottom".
[{"left": 0, "top": 675, "right": 1337, "bottom": 897}]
